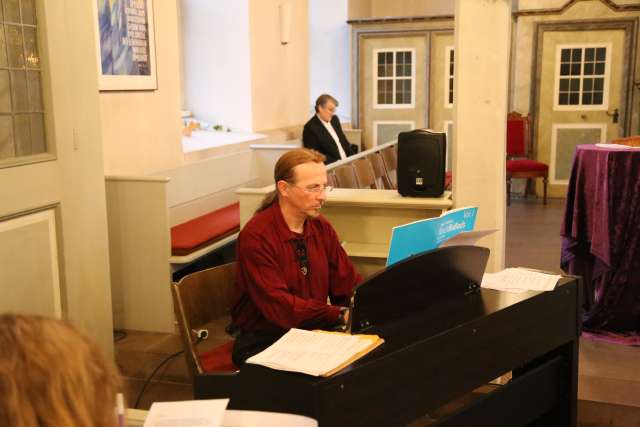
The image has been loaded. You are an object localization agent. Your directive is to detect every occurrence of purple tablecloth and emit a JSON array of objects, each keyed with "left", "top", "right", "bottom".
[{"left": 561, "top": 144, "right": 640, "bottom": 341}]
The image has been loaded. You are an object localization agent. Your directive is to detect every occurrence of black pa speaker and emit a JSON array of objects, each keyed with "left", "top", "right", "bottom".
[{"left": 397, "top": 129, "right": 446, "bottom": 197}]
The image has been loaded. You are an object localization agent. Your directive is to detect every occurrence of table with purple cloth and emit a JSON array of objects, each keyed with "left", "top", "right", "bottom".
[{"left": 561, "top": 144, "right": 640, "bottom": 344}]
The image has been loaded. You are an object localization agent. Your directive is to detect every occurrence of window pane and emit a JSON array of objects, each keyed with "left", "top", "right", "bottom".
[
  {"left": 30, "top": 113, "right": 45, "bottom": 154},
  {"left": 594, "top": 78, "right": 604, "bottom": 91},
  {"left": 0, "top": 70, "right": 10, "bottom": 113},
  {"left": 13, "top": 114, "right": 31, "bottom": 156},
  {"left": 385, "top": 52, "right": 392, "bottom": 63},
  {"left": 404, "top": 51, "right": 412, "bottom": 65},
  {"left": 377, "top": 65, "right": 385, "bottom": 77},
  {"left": 559, "top": 79, "right": 569, "bottom": 91},
  {"left": 570, "top": 63, "right": 580, "bottom": 75},
  {"left": 595, "top": 62, "right": 605, "bottom": 75},
  {"left": 560, "top": 63, "right": 570, "bottom": 76},
  {"left": 596, "top": 48, "right": 606, "bottom": 61},
  {"left": 396, "top": 63, "right": 404, "bottom": 77},
  {"left": 559, "top": 93, "right": 569, "bottom": 105},
  {"left": 396, "top": 51, "right": 404, "bottom": 65},
  {"left": 583, "top": 78, "right": 593, "bottom": 91},
  {"left": 561, "top": 49, "right": 571, "bottom": 62},
  {"left": 449, "top": 78, "right": 454, "bottom": 91},
  {"left": 569, "top": 93, "right": 579, "bottom": 105},
  {"left": 377, "top": 80, "right": 386, "bottom": 104},
  {"left": 0, "top": 115, "right": 14, "bottom": 159},
  {"left": 21, "top": 0, "right": 36, "bottom": 25},
  {"left": 404, "top": 64, "right": 411, "bottom": 76},
  {"left": 584, "top": 63, "right": 594, "bottom": 75},
  {"left": 378, "top": 52, "right": 385, "bottom": 65},
  {"left": 10, "top": 70, "right": 28, "bottom": 112},
  {"left": 6, "top": 25, "right": 24, "bottom": 67},
  {"left": 27, "top": 70, "right": 41, "bottom": 110},
  {"left": 385, "top": 64, "right": 392, "bottom": 76},
  {"left": 593, "top": 92, "right": 603, "bottom": 105},
  {"left": 582, "top": 93, "right": 592, "bottom": 105},
  {"left": 570, "top": 78, "right": 580, "bottom": 91},
  {"left": 3, "top": 0, "right": 21, "bottom": 23},
  {"left": 585, "top": 48, "right": 595, "bottom": 61},
  {"left": 23, "top": 27, "right": 39, "bottom": 68},
  {"left": 571, "top": 49, "right": 582, "bottom": 62}
]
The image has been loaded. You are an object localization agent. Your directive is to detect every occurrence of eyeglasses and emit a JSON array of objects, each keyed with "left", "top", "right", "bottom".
[
  {"left": 290, "top": 183, "right": 333, "bottom": 194},
  {"left": 294, "top": 239, "right": 309, "bottom": 276}
]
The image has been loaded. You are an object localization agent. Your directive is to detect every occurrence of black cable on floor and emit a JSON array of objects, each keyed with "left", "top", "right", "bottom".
[
  {"left": 133, "top": 336, "right": 204, "bottom": 409},
  {"left": 113, "top": 329, "right": 128, "bottom": 342},
  {"left": 133, "top": 349, "right": 184, "bottom": 409}
]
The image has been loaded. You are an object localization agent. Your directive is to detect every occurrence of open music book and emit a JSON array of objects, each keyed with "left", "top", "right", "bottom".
[{"left": 246, "top": 328, "right": 384, "bottom": 377}]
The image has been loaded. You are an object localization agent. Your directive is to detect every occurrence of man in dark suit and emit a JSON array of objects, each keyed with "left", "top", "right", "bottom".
[{"left": 302, "top": 94, "right": 358, "bottom": 164}]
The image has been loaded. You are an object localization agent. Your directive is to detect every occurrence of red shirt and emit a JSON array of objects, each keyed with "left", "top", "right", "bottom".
[{"left": 231, "top": 200, "right": 362, "bottom": 332}]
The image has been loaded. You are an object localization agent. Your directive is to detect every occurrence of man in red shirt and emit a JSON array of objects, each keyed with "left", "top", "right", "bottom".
[{"left": 231, "top": 148, "right": 362, "bottom": 365}]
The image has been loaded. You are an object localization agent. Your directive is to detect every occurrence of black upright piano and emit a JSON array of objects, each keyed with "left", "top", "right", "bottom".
[{"left": 195, "top": 246, "right": 581, "bottom": 427}]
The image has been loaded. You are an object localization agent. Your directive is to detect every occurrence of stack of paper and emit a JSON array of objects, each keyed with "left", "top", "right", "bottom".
[
  {"left": 481, "top": 268, "right": 561, "bottom": 293},
  {"left": 246, "top": 328, "right": 384, "bottom": 377}
]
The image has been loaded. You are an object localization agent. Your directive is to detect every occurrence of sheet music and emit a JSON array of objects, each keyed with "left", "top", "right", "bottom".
[
  {"left": 246, "top": 329, "right": 373, "bottom": 377},
  {"left": 143, "top": 399, "right": 229, "bottom": 427},
  {"left": 481, "top": 268, "right": 560, "bottom": 293}
]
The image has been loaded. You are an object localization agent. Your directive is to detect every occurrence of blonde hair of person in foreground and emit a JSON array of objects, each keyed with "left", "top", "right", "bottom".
[{"left": 0, "top": 314, "right": 122, "bottom": 427}]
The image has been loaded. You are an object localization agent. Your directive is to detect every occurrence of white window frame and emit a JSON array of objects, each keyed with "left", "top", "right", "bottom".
[
  {"left": 443, "top": 120, "right": 453, "bottom": 170},
  {"left": 372, "top": 120, "right": 415, "bottom": 147},
  {"left": 373, "top": 48, "right": 416, "bottom": 109},
  {"left": 550, "top": 122, "right": 606, "bottom": 185},
  {"left": 553, "top": 43, "right": 612, "bottom": 112},
  {"left": 444, "top": 46, "right": 454, "bottom": 109}
]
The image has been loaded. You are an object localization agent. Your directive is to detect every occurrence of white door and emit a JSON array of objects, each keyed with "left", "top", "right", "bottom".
[{"left": 0, "top": 1, "right": 113, "bottom": 353}]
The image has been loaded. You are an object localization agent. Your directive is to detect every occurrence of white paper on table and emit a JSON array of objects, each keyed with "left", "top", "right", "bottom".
[
  {"left": 246, "top": 328, "right": 371, "bottom": 377},
  {"left": 222, "top": 410, "right": 318, "bottom": 427},
  {"left": 143, "top": 399, "right": 229, "bottom": 427},
  {"left": 481, "top": 268, "right": 561, "bottom": 293}
]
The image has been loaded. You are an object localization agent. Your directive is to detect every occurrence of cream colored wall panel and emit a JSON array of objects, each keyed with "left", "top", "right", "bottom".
[
  {"left": 105, "top": 178, "right": 173, "bottom": 333},
  {"left": 0, "top": 209, "right": 61, "bottom": 317},
  {"left": 100, "top": 0, "right": 183, "bottom": 176},
  {"left": 158, "top": 150, "right": 256, "bottom": 209},
  {"left": 249, "top": 0, "right": 309, "bottom": 132}
]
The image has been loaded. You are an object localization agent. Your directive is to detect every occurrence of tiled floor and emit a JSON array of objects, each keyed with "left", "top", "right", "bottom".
[{"left": 117, "top": 196, "right": 640, "bottom": 425}]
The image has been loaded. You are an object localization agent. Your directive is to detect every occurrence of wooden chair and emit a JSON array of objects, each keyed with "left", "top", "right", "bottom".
[
  {"left": 367, "top": 152, "right": 393, "bottom": 189},
  {"left": 506, "top": 112, "right": 548, "bottom": 205},
  {"left": 333, "top": 164, "right": 359, "bottom": 189},
  {"left": 172, "top": 262, "right": 238, "bottom": 378},
  {"left": 380, "top": 145, "right": 398, "bottom": 189},
  {"left": 353, "top": 157, "right": 377, "bottom": 189}
]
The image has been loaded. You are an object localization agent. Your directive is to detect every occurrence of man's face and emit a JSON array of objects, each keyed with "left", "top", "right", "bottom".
[
  {"left": 282, "top": 162, "right": 328, "bottom": 218},
  {"left": 317, "top": 100, "right": 336, "bottom": 123}
]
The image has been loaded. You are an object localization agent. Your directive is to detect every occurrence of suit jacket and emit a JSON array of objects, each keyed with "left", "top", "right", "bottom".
[{"left": 302, "top": 115, "right": 357, "bottom": 164}]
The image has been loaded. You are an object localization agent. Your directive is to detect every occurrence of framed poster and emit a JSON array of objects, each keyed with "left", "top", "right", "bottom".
[{"left": 95, "top": 0, "right": 158, "bottom": 90}]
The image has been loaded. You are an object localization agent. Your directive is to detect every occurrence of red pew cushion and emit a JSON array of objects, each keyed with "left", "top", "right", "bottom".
[
  {"left": 171, "top": 203, "right": 240, "bottom": 256},
  {"left": 200, "top": 340, "right": 237, "bottom": 372},
  {"left": 506, "top": 159, "right": 548, "bottom": 173}
]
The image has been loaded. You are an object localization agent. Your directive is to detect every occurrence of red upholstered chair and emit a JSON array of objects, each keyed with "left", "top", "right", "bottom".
[
  {"left": 172, "top": 262, "right": 238, "bottom": 378},
  {"left": 506, "top": 112, "right": 548, "bottom": 205}
]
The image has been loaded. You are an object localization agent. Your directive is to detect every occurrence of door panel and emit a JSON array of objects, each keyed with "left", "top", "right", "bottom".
[{"left": 537, "top": 29, "right": 625, "bottom": 197}]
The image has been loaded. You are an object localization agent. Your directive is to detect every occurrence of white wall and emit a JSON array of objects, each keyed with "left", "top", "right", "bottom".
[
  {"left": 309, "top": 0, "right": 351, "bottom": 121},
  {"left": 181, "top": 0, "right": 253, "bottom": 132}
]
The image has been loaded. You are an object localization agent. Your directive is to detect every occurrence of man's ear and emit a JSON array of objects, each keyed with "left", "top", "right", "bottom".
[{"left": 276, "top": 180, "right": 289, "bottom": 199}]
